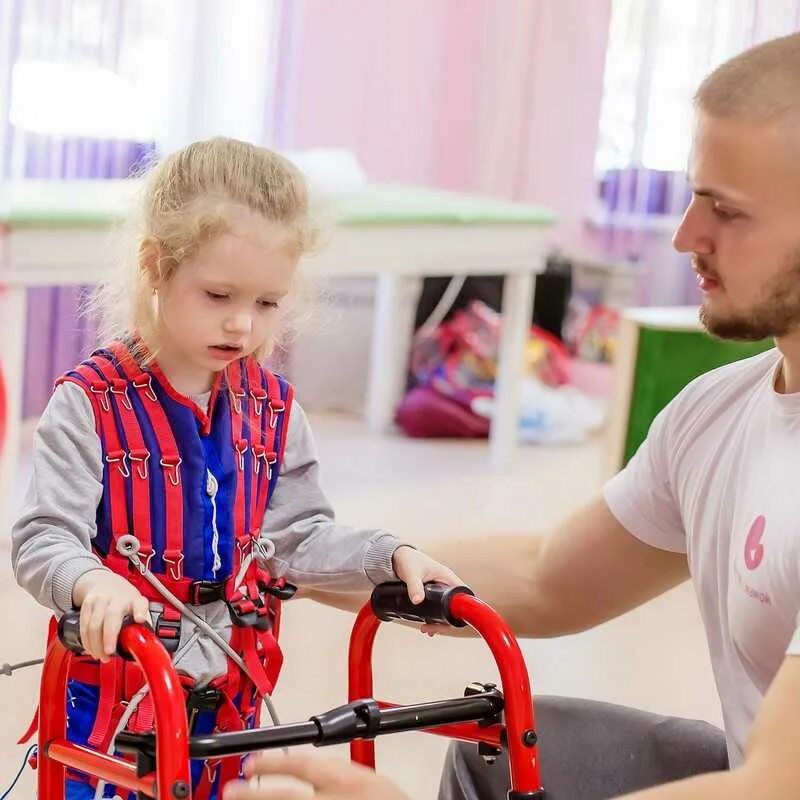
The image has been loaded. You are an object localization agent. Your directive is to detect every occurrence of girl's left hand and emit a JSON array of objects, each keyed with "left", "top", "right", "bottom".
[{"left": 391, "top": 545, "right": 464, "bottom": 604}]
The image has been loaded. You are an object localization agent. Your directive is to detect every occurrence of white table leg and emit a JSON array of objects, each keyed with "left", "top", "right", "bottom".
[
  {"left": 490, "top": 270, "right": 535, "bottom": 471},
  {"left": 366, "top": 273, "right": 421, "bottom": 431},
  {"left": 0, "top": 286, "right": 27, "bottom": 524}
]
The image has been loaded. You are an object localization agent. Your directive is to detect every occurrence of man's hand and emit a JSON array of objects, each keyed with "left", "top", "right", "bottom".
[{"left": 223, "top": 752, "right": 411, "bottom": 800}]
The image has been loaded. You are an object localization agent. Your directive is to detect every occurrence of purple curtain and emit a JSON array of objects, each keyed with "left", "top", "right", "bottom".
[
  {"left": 20, "top": 137, "right": 156, "bottom": 417},
  {"left": 0, "top": 0, "right": 156, "bottom": 417},
  {"left": 591, "top": 168, "right": 699, "bottom": 306}
]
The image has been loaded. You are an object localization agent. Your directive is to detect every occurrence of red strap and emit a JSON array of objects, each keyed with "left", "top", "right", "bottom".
[
  {"left": 276, "top": 379, "right": 294, "bottom": 467},
  {"left": 226, "top": 366, "right": 288, "bottom": 702},
  {"left": 235, "top": 631, "right": 274, "bottom": 701},
  {"left": 257, "top": 626, "right": 284, "bottom": 690},
  {"left": 194, "top": 764, "right": 217, "bottom": 800},
  {"left": 55, "top": 375, "right": 102, "bottom": 435},
  {"left": 129, "top": 693, "right": 155, "bottom": 734},
  {"left": 18, "top": 617, "right": 59, "bottom": 744},
  {"left": 109, "top": 342, "right": 185, "bottom": 580},
  {"left": 210, "top": 670, "right": 251, "bottom": 794},
  {"left": 87, "top": 659, "right": 119, "bottom": 749},
  {"left": 213, "top": 692, "right": 247, "bottom": 789},
  {"left": 18, "top": 706, "right": 38, "bottom": 745},
  {"left": 91, "top": 356, "right": 154, "bottom": 568},
  {"left": 218, "top": 756, "right": 243, "bottom": 790},
  {"left": 73, "top": 364, "right": 130, "bottom": 575},
  {"left": 258, "top": 369, "right": 283, "bottom": 520},
  {"left": 226, "top": 361, "right": 248, "bottom": 567},
  {"left": 245, "top": 360, "right": 266, "bottom": 534},
  {"left": 272, "top": 599, "right": 285, "bottom": 641}
]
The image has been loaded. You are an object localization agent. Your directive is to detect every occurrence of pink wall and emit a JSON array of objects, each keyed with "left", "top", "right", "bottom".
[{"left": 273, "top": 0, "right": 612, "bottom": 246}]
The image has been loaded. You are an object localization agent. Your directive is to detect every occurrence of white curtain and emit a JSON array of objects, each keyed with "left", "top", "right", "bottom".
[{"left": 591, "top": 0, "right": 800, "bottom": 305}]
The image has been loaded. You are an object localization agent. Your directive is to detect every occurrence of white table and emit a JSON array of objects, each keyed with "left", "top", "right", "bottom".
[{"left": 0, "top": 180, "right": 555, "bottom": 513}]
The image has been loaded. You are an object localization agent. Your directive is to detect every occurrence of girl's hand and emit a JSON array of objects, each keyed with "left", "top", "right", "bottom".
[
  {"left": 72, "top": 569, "right": 151, "bottom": 661},
  {"left": 391, "top": 545, "right": 464, "bottom": 604}
]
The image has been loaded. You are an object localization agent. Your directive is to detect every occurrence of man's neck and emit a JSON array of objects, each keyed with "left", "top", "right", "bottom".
[{"left": 774, "top": 333, "right": 800, "bottom": 393}]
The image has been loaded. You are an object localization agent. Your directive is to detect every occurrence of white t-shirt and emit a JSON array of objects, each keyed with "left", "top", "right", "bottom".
[{"left": 604, "top": 348, "right": 800, "bottom": 767}]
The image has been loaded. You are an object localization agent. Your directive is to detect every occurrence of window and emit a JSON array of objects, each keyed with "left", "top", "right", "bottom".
[
  {"left": 9, "top": 0, "right": 189, "bottom": 141},
  {"left": 596, "top": 0, "right": 800, "bottom": 174}
]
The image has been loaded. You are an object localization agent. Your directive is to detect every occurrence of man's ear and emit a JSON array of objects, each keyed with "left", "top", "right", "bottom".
[{"left": 139, "top": 237, "right": 165, "bottom": 288}]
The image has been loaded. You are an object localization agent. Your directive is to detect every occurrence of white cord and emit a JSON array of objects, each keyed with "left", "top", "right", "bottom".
[
  {"left": 93, "top": 630, "right": 203, "bottom": 800},
  {"left": 116, "top": 536, "right": 282, "bottom": 730},
  {"left": 418, "top": 275, "right": 467, "bottom": 334}
]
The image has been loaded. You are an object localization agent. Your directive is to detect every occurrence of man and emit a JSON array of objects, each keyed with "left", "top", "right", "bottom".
[{"left": 225, "top": 31, "right": 800, "bottom": 799}]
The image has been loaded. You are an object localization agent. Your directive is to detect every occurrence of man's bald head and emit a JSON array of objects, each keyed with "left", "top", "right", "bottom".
[{"left": 696, "top": 32, "right": 800, "bottom": 122}]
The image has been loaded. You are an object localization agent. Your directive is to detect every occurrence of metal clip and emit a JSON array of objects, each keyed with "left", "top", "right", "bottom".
[
  {"left": 163, "top": 551, "right": 185, "bottom": 581},
  {"left": 266, "top": 450, "right": 277, "bottom": 481},
  {"left": 132, "top": 373, "right": 157, "bottom": 402},
  {"left": 160, "top": 454, "right": 182, "bottom": 486},
  {"left": 250, "top": 388, "right": 268, "bottom": 416},
  {"left": 90, "top": 382, "right": 111, "bottom": 413},
  {"left": 110, "top": 378, "right": 133, "bottom": 410},
  {"left": 229, "top": 388, "right": 246, "bottom": 415},
  {"left": 129, "top": 448, "right": 150, "bottom": 480},
  {"left": 106, "top": 449, "right": 130, "bottom": 478},
  {"left": 235, "top": 438, "right": 248, "bottom": 471},
  {"left": 268, "top": 399, "right": 285, "bottom": 430}
]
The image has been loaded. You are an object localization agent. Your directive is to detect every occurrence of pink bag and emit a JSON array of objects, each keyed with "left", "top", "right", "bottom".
[{"left": 395, "top": 387, "right": 490, "bottom": 438}]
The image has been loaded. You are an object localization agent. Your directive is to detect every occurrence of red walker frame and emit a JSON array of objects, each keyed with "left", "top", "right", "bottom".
[{"left": 37, "top": 586, "right": 544, "bottom": 799}]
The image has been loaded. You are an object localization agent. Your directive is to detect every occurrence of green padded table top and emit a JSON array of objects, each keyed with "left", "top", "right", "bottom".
[{"left": 0, "top": 180, "right": 555, "bottom": 228}]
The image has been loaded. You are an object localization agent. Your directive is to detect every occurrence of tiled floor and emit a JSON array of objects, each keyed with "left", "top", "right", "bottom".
[{"left": 0, "top": 415, "right": 719, "bottom": 798}]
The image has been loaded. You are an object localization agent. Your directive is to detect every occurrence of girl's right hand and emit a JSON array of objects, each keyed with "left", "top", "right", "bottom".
[{"left": 72, "top": 569, "right": 151, "bottom": 662}]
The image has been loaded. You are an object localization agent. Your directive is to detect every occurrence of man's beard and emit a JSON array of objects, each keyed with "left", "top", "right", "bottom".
[{"left": 699, "top": 249, "right": 800, "bottom": 341}]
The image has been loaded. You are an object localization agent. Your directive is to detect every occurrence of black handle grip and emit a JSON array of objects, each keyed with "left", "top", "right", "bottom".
[
  {"left": 57, "top": 611, "right": 85, "bottom": 655},
  {"left": 370, "top": 581, "right": 474, "bottom": 627},
  {"left": 57, "top": 610, "right": 147, "bottom": 661}
]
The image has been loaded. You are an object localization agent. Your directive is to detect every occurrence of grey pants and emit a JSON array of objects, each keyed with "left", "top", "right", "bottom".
[{"left": 438, "top": 696, "right": 728, "bottom": 800}]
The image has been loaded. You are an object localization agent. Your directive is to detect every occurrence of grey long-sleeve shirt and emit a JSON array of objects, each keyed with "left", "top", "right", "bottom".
[{"left": 12, "top": 381, "right": 404, "bottom": 615}]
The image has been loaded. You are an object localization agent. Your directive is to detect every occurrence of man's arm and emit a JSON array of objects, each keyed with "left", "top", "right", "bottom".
[
  {"left": 219, "top": 656, "right": 800, "bottom": 800},
  {"left": 303, "top": 495, "right": 689, "bottom": 638},
  {"left": 619, "top": 655, "right": 800, "bottom": 799}
]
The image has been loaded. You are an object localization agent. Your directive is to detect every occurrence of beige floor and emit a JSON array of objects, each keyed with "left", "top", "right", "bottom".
[{"left": 0, "top": 415, "right": 720, "bottom": 799}]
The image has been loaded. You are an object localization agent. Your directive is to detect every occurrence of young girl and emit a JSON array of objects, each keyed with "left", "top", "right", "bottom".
[{"left": 11, "top": 138, "right": 460, "bottom": 799}]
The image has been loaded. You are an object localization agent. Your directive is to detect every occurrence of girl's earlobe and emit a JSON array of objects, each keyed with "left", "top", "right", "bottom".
[{"left": 139, "top": 238, "right": 163, "bottom": 287}]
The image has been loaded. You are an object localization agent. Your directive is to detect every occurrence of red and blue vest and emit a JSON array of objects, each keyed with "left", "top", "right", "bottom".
[{"left": 56, "top": 340, "right": 294, "bottom": 739}]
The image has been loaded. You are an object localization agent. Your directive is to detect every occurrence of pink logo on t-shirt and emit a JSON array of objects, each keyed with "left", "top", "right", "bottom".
[{"left": 744, "top": 515, "right": 765, "bottom": 570}]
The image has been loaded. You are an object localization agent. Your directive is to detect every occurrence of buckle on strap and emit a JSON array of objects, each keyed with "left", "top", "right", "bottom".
[
  {"left": 263, "top": 578, "right": 297, "bottom": 602},
  {"left": 187, "top": 686, "right": 222, "bottom": 733},
  {"left": 226, "top": 588, "right": 272, "bottom": 631},
  {"left": 226, "top": 577, "right": 296, "bottom": 630},
  {"left": 154, "top": 611, "right": 181, "bottom": 654},
  {"left": 188, "top": 580, "right": 227, "bottom": 605}
]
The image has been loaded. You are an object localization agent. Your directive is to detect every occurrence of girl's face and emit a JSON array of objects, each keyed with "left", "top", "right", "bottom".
[{"left": 151, "top": 215, "right": 298, "bottom": 393}]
